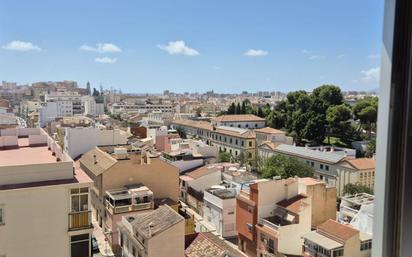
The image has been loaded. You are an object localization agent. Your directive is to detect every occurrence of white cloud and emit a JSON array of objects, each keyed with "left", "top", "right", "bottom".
[
  {"left": 302, "top": 49, "right": 310, "bottom": 54},
  {"left": 337, "top": 54, "right": 345, "bottom": 59},
  {"left": 244, "top": 49, "right": 268, "bottom": 57},
  {"left": 2, "top": 40, "right": 41, "bottom": 51},
  {"left": 80, "top": 43, "right": 121, "bottom": 53},
  {"left": 361, "top": 67, "right": 380, "bottom": 83},
  {"left": 309, "top": 55, "right": 325, "bottom": 60},
  {"left": 157, "top": 41, "right": 199, "bottom": 56},
  {"left": 367, "top": 54, "right": 380, "bottom": 59},
  {"left": 95, "top": 57, "right": 117, "bottom": 64}
]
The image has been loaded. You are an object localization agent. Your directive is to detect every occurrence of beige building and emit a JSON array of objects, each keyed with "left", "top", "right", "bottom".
[
  {"left": 254, "top": 127, "right": 293, "bottom": 146},
  {"left": 302, "top": 219, "right": 372, "bottom": 257},
  {"left": 211, "top": 114, "right": 266, "bottom": 129},
  {"left": 79, "top": 146, "right": 180, "bottom": 229},
  {"left": 118, "top": 205, "right": 185, "bottom": 257},
  {"left": 236, "top": 177, "right": 336, "bottom": 257},
  {"left": 0, "top": 128, "right": 93, "bottom": 257}
]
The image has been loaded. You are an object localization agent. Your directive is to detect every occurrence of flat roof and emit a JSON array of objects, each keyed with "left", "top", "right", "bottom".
[
  {"left": 303, "top": 231, "right": 343, "bottom": 250},
  {"left": 274, "top": 144, "right": 346, "bottom": 164},
  {"left": 0, "top": 143, "right": 58, "bottom": 167}
]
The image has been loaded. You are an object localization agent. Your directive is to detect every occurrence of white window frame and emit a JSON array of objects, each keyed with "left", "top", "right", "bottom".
[{"left": 0, "top": 204, "right": 5, "bottom": 225}]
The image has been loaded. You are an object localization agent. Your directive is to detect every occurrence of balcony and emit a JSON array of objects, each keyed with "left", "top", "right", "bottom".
[
  {"left": 105, "top": 185, "right": 154, "bottom": 215},
  {"left": 258, "top": 217, "right": 280, "bottom": 231},
  {"left": 106, "top": 201, "right": 153, "bottom": 214},
  {"left": 68, "top": 210, "right": 92, "bottom": 231}
]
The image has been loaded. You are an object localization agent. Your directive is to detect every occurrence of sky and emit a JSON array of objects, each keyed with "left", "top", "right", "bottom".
[{"left": 0, "top": 0, "right": 384, "bottom": 93}]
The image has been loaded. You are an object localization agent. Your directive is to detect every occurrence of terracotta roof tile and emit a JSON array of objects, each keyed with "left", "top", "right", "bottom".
[
  {"left": 345, "top": 158, "right": 375, "bottom": 170},
  {"left": 185, "top": 232, "right": 245, "bottom": 257},
  {"left": 172, "top": 119, "right": 213, "bottom": 131},
  {"left": 186, "top": 165, "right": 221, "bottom": 179},
  {"left": 277, "top": 194, "right": 308, "bottom": 213},
  {"left": 317, "top": 219, "right": 359, "bottom": 242},
  {"left": 255, "top": 127, "right": 286, "bottom": 134}
]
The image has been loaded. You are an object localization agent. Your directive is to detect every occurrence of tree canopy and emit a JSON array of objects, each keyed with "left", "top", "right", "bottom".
[
  {"left": 261, "top": 155, "right": 314, "bottom": 179},
  {"left": 218, "top": 151, "right": 231, "bottom": 162},
  {"left": 343, "top": 183, "right": 373, "bottom": 195}
]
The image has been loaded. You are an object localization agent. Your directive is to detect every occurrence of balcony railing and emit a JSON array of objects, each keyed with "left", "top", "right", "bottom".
[
  {"left": 105, "top": 200, "right": 152, "bottom": 214},
  {"left": 68, "top": 210, "right": 92, "bottom": 231},
  {"left": 259, "top": 217, "right": 280, "bottom": 231}
]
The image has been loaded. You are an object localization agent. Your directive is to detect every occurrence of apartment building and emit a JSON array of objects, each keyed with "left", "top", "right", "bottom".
[
  {"left": 236, "top": 177, "right": 336, "bottom": 257},
  {"left": 104, "top": 185, "right": 155, "bottom": 248},
  {"left": 203, "top": 187, "right": 237, "bottom": 238},
  {"left": 302, "top": 219, "right": 372, "bottom": 257},
  {"left": 109, "top": 103, "right": 174, "bottom": 114},
  {"left": 264, "top": 144, "right": 373, "bottom": 196},
  {"left": 211, "top": 126, "right": 256, "bottom": 164},
  {"left": 63, "top": 126, "right": 128, "bottom": 159},
  {"left": 0, "top": 128, "right": 94, "bottom": 257},
  {"left": 211, "top": 114, "right": 266, "bottom": 129},
  {"left": 79, "top": 145, "right": 180, "bottom": 228},
  {"left": 179, "top": 165, "right": 222, "bottom": 216},
  {"left": 118, "top": 205, "right": 185, "bottom": 257}
]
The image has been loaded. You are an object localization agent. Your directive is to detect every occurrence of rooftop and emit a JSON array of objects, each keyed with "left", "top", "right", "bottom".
[
  {"left": 186, "top": 165, "right": 221, "bottom": 179},
  {"left": 185, "top": 232, "right": 244, "bottom": 257},
  {"left": 345, "top": 158, "right": 376, "bottom": 170},
  {"left": 130, "top": 205, "right": 184, "bottom": 239},
  {"left": 303, "top": 231, "right": 343, "bottom": 250},
  {"left": 0, "top": 140, "right": 57, "bottom": 166},
  {"left": 274, "top": 144, "right": 346, "bottom": 164},
  {"left": 214, "top": 126, "right": 256, "bottom": 139},
  {"left": 317, "top": 219, "right": 359, "bottom": 242},
  {"left": 213, "top": 114, "right": 265, "bottom": 122},
  {"left": 255, "top": 127, "right": 286, "bottom": 134},
  {"left": 172, "top": 119, "right": 213, "bottom": 131},
  {"left": 206, "top": 187, "right": 237, "bottom": 199},
  {"left": 277, "top": 194, "right": 309, "bottom": 213}
]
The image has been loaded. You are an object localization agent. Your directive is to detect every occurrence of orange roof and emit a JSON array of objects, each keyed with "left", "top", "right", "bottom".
[
  {"left": 299, "top": 177, "right": 325, "bottom": 186},
  {"left": 255, "top": 127, "right": 286, "bottom": 134},
  {"left": 318, "top": 219, "right": 359, "bottom": 242},
  {"left": 186, "top": 165, "right": 221, "bottom": 179},
  {"left": 259, "top": 141, "right": 281, "bottom": 150},
  {"left": 213, "top": 114, "right": 265, "bottom": 122},
  {"left": 345, "top": 158, "right": 375, "bottom": 170},
  {"left": 277, "top": 194, "right": 308, "bottom": 213}
]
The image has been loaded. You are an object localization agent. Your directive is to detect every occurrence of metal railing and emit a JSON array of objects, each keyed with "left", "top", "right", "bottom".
[
  {"left": 68, "top": 210, "right": 92, "bottom": 231},
  {"left": 105, "top": 200, "right": 152, "bottom": 214}
]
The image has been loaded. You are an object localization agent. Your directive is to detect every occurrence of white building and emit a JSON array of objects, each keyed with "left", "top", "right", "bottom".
[
  {"left": 0, "top": 128, "right": 93, "bottom": 257},
  {"left": 109, "top": 103, "right": 174, "bottom": 114},
  {"left": 203, "top": 187, "right": 237, "bottom": 238},
  {"left": 64, "top": 127, "right": 128, "bottom": 159},
  {"left": 82, "top": 96, "right": 103, "bottom": 116},
  {"left": 339, "top": 193, "right": 374, "bottom": 235}
]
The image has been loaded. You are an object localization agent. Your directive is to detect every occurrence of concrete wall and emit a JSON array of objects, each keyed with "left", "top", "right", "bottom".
[
  {"left": 0, "top": 184, "right": 85, "bottom": 257},
  {"left": 0, "top": 162, "right": 73, "bottom": 186}
]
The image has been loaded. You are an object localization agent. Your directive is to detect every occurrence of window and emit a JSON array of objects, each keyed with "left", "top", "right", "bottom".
[
  {"left": 268, "top": 239, "right": 275, "bottom": 254},
  {"left": 325, "top": 165, "right": 329, "bottom": 171},
  {"left": 235, "top": 139, "right": 238, "bottom": 145},
  {"left": 0, "top": 205, "right": 4, "bottom": 225},
  {"left": 333, "top": 248, "right": 344, "bottom": 257},
  {"left": 361, "top": 240, "right": 372, "bottom": 251},
  {"left": 249, "top": 141, "right": 252, "bottom": 147},
  {"left": 228, "top": 209, "right": 235, "bottom": 215},
  {"left": 320, "top": 164, "right": 324, "bottom": 169},
  {"left": 241, "top": 141, "right": 244, "bottom": 146},
  {"left": 70, "top": 187, "right": 89, "bottom": 212},
  {"left": 133, "top": 247, "right": 137, "bottom": 257}
]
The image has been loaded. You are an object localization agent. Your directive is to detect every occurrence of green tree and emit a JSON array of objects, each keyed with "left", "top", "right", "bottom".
[
  {"left": 365, "top": 138, "right": 376, "bottom": 158},
  {"left": 175, "top": 126, "right": 187, "bottom": 139},
  {"left": 326, "top": 104, "right": 352, "bottom": 144},
  {"left": 227, "top": 103, "right": 236, "bottom": 114},
  {"left": 261, "top": 155, "right": 314, "bottom": 179},
  {"left": 257, "top": 106, "right": 264, "bottom": 118},
  {"left": 241, "top": 101, "right": 247, "bottom": 114},
  {"left": 353, "top": 97, "right": 378, "bottom": 138},
  {"left": 343, "top": 183, "right": 373, "bottom": 195},
  {"left": 235, "top": 103, "right": 241, "bottom": 114},
  {"left": 218, "top": 151, "right": 231, "bottom": 162}
]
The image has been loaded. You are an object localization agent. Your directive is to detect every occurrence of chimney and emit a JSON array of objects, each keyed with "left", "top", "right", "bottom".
[{"left": 93, "top": 154, "right": 97, "bottom": 164}]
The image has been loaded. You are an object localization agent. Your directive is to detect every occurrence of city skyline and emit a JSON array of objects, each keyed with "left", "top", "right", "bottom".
[{"left": 0, "top": 0, "right": 384, "bottom": 93}]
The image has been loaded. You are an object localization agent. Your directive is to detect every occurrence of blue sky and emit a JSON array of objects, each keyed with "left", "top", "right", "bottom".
[{"left": 0, "top": 0, "right": 384, "bottom": 93}]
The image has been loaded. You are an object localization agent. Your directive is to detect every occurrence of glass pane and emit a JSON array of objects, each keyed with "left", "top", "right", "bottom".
[
  {"left": 71, "top": 195, "right": 80, "bottom": 212},
  {"left": 80, "top": 187, "right": 88, "bottom": 193},
  {"left": 71, "top": 188, "right": 79, "bottom": 195},
  {"left": 80, "top": 194, "right": 88, "bottom": 211}
]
